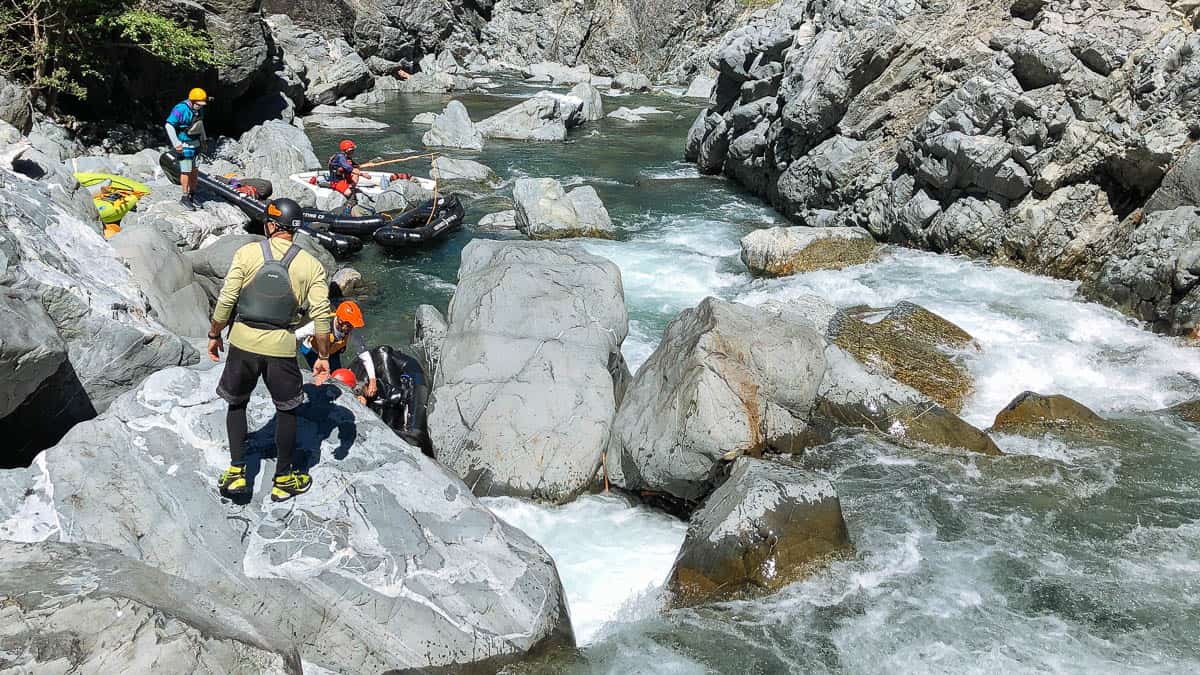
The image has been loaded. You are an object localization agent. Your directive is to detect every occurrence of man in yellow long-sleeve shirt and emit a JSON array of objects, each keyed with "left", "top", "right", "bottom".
[{"left": 207, "top": 197, "right": 333, "bottom": 502}]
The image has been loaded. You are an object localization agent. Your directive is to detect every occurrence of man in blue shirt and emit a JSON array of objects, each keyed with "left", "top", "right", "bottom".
[{"left": 165, "top": 88, "right": 209, "bottom": 211}]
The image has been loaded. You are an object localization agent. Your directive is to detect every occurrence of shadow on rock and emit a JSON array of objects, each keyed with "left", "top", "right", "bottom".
[{"left": 241, "top": 383, "right": 358, "bottom": 496}]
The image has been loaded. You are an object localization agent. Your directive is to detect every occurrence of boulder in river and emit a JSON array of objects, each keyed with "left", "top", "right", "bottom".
[
  {"left": 330, "top": 266, "right": 365, "bottom": 296},
  {"left": 612, "top": 71, "right": 653, "bottom": 92},
  {"left": 684, "top": 72, "right": 717, "bottom": 99},
  {"left": 740, "top": 226, "right": 877, "bottom": 276},
  {"left": 0, "top": 364, "right": 574, "bottom": 671},
  {"left": 991, "top": 391, "right": 1109, "bottom": 435},
  {"left": 477, "top": 96, "right": 569, "bottom": 141},
  {"left": 0, "top": 541, "right": 302, "bottom": 673},
  {"left": 412, "top": 111, "right": 438, "bottom": 125},
  {"left": 829, "top": 305, "right": 975, "bottom": 414},
  {"left": 429, "top": 240, "right": 628, "bottom": 503},
  {"left": 569, "top": 82, "right": 605, "bottom": 123},
  {"left": 607, "top": 298, "right": 828, "bottom": 504},
  {"left": 668, "top": 457, "right": 853, "bottom": 607},
  {"left": 222, "top": 120, "right": 321, "bottom": 204},
  {"left": 477, "top": 209, "right": 519, "bottom": 232},
  {"left": 524, "top": 62, "right": 593, "bottom": 85},
  {"left": 513, "top": 178, "right": 615, "bottom": 240},
  {"left": 422, "top": 100, "right": 484, "bottom": 151},
  {"left": 432, "top": 156, "right": 500, "bottom": 192}
]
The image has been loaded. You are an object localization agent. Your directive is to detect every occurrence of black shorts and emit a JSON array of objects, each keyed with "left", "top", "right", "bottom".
[{"left": 216, "top": 345, "right": 304, "bottom": 411}]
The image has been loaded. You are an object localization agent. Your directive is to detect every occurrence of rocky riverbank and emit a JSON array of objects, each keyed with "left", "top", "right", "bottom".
[{"left": 686, "top": 0, "right": 1200, "bottom": 337}]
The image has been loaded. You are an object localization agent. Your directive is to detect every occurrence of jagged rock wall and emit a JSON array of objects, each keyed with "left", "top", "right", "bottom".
[{"left": 688, "top": 0, "right": 1200, "bottom": 336}]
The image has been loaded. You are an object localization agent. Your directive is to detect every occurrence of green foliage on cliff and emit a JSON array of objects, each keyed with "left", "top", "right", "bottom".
[{"left": 0, "top": 0, "right": 224, "bottom": 112}]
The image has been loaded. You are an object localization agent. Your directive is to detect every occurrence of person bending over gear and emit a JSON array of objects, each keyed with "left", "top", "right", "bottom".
[
  {"left": 328, "top": 139, "right": 366, "bottom": 198},
  {"left": 350, "top": 345, "right": 429, "bottom": 452},
  {"left": 208, "top": 197, "right": 333, "bottom": 503},
  {"left": 166, "top": 88, "right": 209, "bottom": 211},
  {"left": 296, "top": 299, "right": 378, "bottom": 399}
]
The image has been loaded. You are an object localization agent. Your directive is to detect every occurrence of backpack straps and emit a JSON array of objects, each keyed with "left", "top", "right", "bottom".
[
  {"left": 259, "top": 240, "right": 302, "bottom": 267},
  {"left": 280, "top": 244, "right": 302, "bottom": 267}
]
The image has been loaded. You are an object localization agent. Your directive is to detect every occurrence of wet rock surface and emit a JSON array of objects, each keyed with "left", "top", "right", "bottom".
[{"left": 668, "top": 457, "right": 853, "bottom": 607}]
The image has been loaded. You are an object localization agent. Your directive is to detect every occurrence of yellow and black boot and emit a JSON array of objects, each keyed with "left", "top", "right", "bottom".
[
  {"left": 218, "top": 465, "right": 249, "bottom": 497},
  {"left": 271, "top": 471, "right": 312, "bottom": 502}
]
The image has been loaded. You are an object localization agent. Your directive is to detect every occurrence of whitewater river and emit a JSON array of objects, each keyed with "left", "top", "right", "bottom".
[{"left": 308, "top": 83, "right": 1200, "bottom": 673}]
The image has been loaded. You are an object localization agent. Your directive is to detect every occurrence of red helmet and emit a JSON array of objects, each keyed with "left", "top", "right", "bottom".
[
  {"left": 339, "top": 139, "right": 356, "bottom": 153},
  {"left": 331, "top": 368, "right": 357, "bottom": 388}
]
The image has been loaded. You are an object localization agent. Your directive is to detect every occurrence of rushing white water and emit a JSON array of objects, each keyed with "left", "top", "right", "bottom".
[
  {"left": 484, "top": 494, "right": 687, "bottom": 644},
  {"left": 326, "top": 88, "right": 1200, "bottom": 672}
]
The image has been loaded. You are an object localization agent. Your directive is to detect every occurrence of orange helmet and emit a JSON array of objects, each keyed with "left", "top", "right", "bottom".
[
  {"left": 339, "top": 139, "right": 356, "bottom": 153},
  {"left": 188, "top": 87, "right": 208, "bottom": 102},
  {"left": 331, "top": 368, "right": 357, "bottom": 388},
  {"left": 335, "top": 300, "right": 365, "bottom": 328}
]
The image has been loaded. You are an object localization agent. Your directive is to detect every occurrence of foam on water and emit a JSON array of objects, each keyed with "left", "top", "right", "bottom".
[{"left": 483, "top": 494, "right": 687, "bottom": 645}]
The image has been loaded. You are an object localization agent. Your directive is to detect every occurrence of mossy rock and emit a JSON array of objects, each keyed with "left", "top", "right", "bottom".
[
  {"left": 829, "top": 309, "right": 974, "bottom": 413},
  {"left": 815, "top": 398, "right": 1001, "bottom": 455},
  {"left": 668, "top": 458, "right": 854, "bottom": 607},
  {"left": 1164, "top": 399, "right": 1200, "bottom": 425},
  {"left": 991, "top": 391, "right": 1108, "bottom": 435},
  {"left": 740, "top": 226, "right": 877, "bottom": 277}
]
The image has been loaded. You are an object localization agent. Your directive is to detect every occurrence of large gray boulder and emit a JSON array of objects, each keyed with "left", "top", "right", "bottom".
[
  {"left": 432, "top": 156, "right": 501, "bottom": 192},
  {"left": 684, "top": 72, "right": 717, "bottom": 99},
  {"left": 0, "top": 541, "right": 302, "bottom": 673},
  {"left": 122, "top": 190, "right": 252, "bottom": 251},
  {"left": 0, "top": 169, "right": 197, "bottom": 463},
  {"left": 422, "top": 100, "right": 484, "bottom": 151},
  {"left": 0, "top": 364, "right": 574, "bottom": 671},
  {"left": 306, "top": 40, "right": 373, "bottom": 105},
  {"left": 524, "top": 62, "right": 593, "bottom": 84},
  {"left": 429, "top": 240, "right": 629, "bottom": 503},
  {"left": 569, "top": 82, "right": 605, "bottom": 122},
  {"left": 667, "top": 457, "right": 853, "bottom": 607},
  {"left": 476, "top": 96, "right": 569, "bottom": 141},
  {"left": 607, "top": 298, "right": 828, "bottom": 503},
  {"left": 612, "top": 71, "right": 653, "bottom": 91},
  {"left": 222, "top": 121, "right": 321, "bottom": 203},
  {"left": 513, "top": 178, "right": 615, "bottom": 240},
  {"left": 109, "top": 223, "right": 211, "bottom": 338},
  {"left": 740, "top": 226, "right": 878, "bottom": 277}
]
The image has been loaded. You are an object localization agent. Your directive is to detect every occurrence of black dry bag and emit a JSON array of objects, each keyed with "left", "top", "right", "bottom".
[{"left": 236, "top": 241, "right": 303, "bottom": 330}]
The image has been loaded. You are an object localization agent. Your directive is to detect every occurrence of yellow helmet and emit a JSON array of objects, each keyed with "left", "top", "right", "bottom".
[{"left": 188, "top": 87, "right": 208, "bottom": 102}]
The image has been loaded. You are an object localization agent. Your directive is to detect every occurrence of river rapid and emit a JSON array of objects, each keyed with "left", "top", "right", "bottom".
[{"left": 307, "top": 82, "right": 1200, "bottom": 673}]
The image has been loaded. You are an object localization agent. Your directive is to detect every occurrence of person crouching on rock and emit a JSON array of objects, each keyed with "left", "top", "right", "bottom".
[
  {"left": 296, "top": 299, "right": 379, "bottom": 400},
  {"left": 207, "top": 197, "right": 333, "bottom": 503},
  {"left": 328, "top": 139, "right": 366, "bottom": 201},
  {"left": 165, "top": 87, "right": 209, "bottom": 211}
]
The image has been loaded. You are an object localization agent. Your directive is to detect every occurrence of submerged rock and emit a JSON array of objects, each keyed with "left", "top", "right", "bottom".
[
  {"left": 429, "top": 241, "right": 628, "bottom": 503},
  {"left": 607, "top": 298, "right": 828, "bottom": 504},
  {"left": 422, "top": 100, "right": 484, "bottom": 151},
  {"left": 740, "top": 226, "right": 877, "bottom": 276},
  {"left": 1163, "top": 399, "right": 1200, "bottom": 425},
  {"left": 991, "top": 391, "right": 1108, "bottom": 435},
  {"left": 668, "top": 457, "right": 853, "bottom": 607},
  {"left": 0, "top": 365, "right": 574, "bottom": 671},
  {"left": 0, "top": 541, "right": 302, "bottom": 673},
  {"left": 513, "top": 178, "right": 615, "bottom": 240}
]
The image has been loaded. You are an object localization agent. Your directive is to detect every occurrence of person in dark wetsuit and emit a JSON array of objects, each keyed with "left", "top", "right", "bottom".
[{"left": 350, "top": 345, "right": 430, "bottom": 453}]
